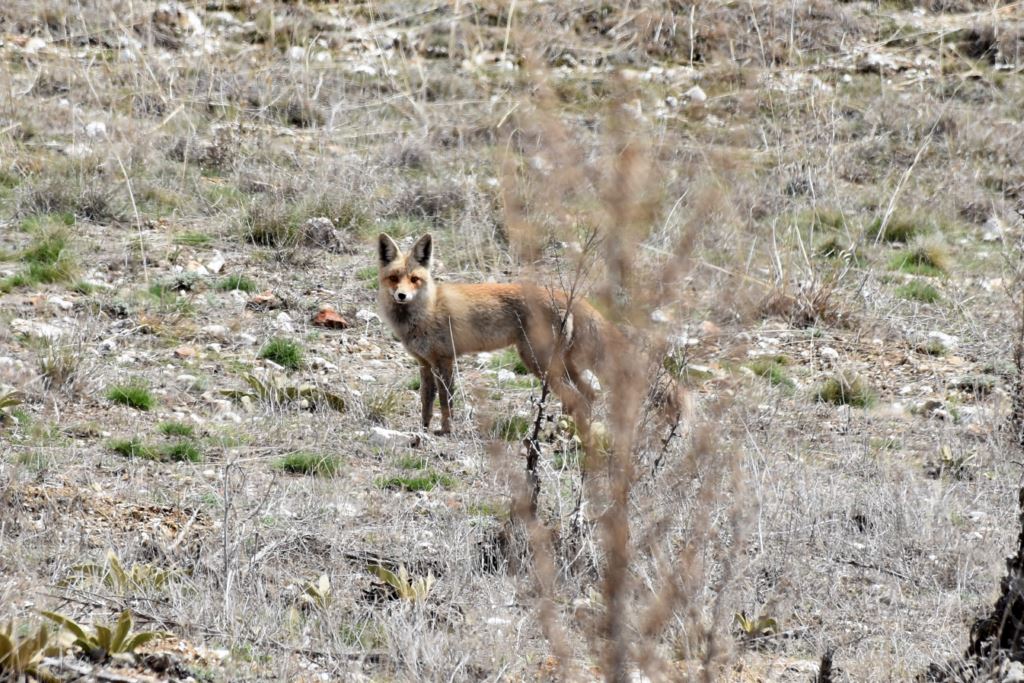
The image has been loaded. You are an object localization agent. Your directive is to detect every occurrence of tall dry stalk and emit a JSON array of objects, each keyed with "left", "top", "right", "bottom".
[{"left": 492, "top": 57, "right": 749, "bottom": 681}]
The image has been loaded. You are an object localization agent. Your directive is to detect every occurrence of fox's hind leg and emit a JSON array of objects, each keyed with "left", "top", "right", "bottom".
[{"left": 516, "top": 340, "right": 593, "bottom": 435}]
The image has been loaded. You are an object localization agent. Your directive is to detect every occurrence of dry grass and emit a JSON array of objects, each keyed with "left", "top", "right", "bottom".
[{"left": 0, "top": 0, "right": 1021, "bottom": 681}]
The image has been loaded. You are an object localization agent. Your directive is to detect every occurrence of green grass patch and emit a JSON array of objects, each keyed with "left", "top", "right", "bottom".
[
  {"left": 173, "top": 231, "right": 214, "bottom": 247},
  {"left": 492, "top": 414, "right": 531, "bottom": 441},
  {"left": 1, "top": 224, "right": 77, "bottom": 291},
  {"left": 746, "top": 357, "right": 795, "bottom": 389},
  {"left": 110, "top": 438, "right": 157, "bottom": 459},
  {"left": 275, "top": 451, "right": 342, "bottom": 477},
  {"left": 406, "top": 375, "right": 421, "bottom": 391},
  {"left": 868, "top": 213, "right": 935, "bottom": 243},
  {"left": 815, "top": 372, "right": 876, "bottom": 408},
  {"left": 896, "top": 280, "right": 941, "bottom": 303},
  {"left": 889, "top": 239, "right": 951, "bottom": 277},
  {"left": 106, "top": 382, "right": 156, "bottom": 411},
  {"left": 398, "top": 455, "right": 429, "bottom": 470},
  {"left": 356, "top": 266, "right": 378, "bottom": 289},
  {"left": 159, "top": 421, "right": 195, "bottom": 438},
  {"left": 258, "top": 338, "right": 304, "bottom": 370},
  {"left": 375, "top": 471, "right": 454, "bottom": 492},
  {"left": 216, "top": 274, "right": 257, "bottom": 292},
  {"left": 162, "top": 441, "right": 203, "bottom": 462},
  {"left": 489, "top": 348, "right": 530, "bottom": 376}
]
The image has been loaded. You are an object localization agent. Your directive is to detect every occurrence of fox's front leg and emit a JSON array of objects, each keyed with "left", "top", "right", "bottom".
[
  {"left": 418, "top": 361, "right": 437, "bottom": 429},
  {"left": 433, "top": 357, "right": 455, "bottom": 435}
]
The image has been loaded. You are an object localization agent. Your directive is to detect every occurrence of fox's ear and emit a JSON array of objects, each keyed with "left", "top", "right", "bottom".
[
  {"left": 378, "top": 233, "right": 400, "bottom": 265},
  {"left": 411, "top": 234, "right": 432, "bottom": 268}
]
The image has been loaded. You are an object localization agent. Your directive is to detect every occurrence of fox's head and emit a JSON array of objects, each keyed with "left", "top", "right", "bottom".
[{"left": 378, "top": 233, "right": 433, "bottom": 305}]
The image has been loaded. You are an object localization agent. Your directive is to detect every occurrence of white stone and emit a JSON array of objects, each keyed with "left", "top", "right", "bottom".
[
  {"left": 820, "top": 346, "right": 840, "bottom": 363},
  {"left": 85, "top": 121, "right": 107, "bottom": 138},
  {"left": 982, "top": 216, "right": 1006, "bottom": 242},
  {"left": 683, "top": 85, "right": 707, "bottom": 103},
  {"left": 201, "top": 324, "right": 230, "bottom": 340},
  {"left": 287, "top": 46, "right": 306, "bottom": 62},
  {"left": 10, "top": 318, "right": 62, "bottom": 340},
  {"left": 370, "top": 426, "right": 419, "bottom": 447},
  {"left": 24, "top": 37, "right": 46, "bottom": 54},
  {"left": 205, "top": 251, "right": 225, "bottom": 274},
  {"left": 355, "top": 309, "right": 379, "bottom": 323},
  {"left": 496, "top": 369, "right": 516, "bottom": 383}
]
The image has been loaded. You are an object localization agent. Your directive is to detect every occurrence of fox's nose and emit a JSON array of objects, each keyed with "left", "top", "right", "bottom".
[{"left": 397, "top": 292, "right": 407, "bottom": 301}]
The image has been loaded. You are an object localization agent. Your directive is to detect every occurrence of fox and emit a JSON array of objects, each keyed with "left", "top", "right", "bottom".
[{"left": 376, "top": 233, "right": 680, "bottom": 436}]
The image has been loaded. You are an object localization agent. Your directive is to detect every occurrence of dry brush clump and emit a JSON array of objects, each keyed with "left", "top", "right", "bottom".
[{"left": 479, "top": 64, "right": 758, "bottom": 680}]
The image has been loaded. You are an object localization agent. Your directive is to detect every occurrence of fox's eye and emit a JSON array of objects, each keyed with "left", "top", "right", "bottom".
[
  {"left": 388, "top": 275, "right": 400, "bottom": 284},
  {"left": 410, "top": 276, "right": 420, "bottom": 285}
]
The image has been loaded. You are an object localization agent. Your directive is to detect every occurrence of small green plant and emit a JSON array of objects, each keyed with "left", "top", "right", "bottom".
[
  {"left": 296, "top": 574, "right": 332, "bottom": 612},
  {"left": 815, "top": 372, "right": 876, "bottom": 408},
  {"left": 64, "top": 550, "right": 173, "bottom": 593},
  {"left": 158, "top": 421, "right": 195, "bottom": 438},
  {"left": 397, "top": 455, "right": 428, "bottom": 470},
  {"left": 889, "top": 238, "right": 951, "bottom": 276},
  {"left": 37, "top": 339, "right": 84, "bottom": 395},
  {"left": 0, "top": 620, "right": 60, "bottom": 682},
  {"left": 275, "top": 452, "right": 342, "bottom": 477},
  {"left": 162, "top": 441, "right": 202, "bottom": 463},
  {"left": 40, "top": 609, "right": 166, "bottom": 663},
  {"left": 0, "top": 389, "right": 24, "bottom": 425},
  {"left": 734, "top": 612, "right": 778, "bottom": 642},
  {"left": 745, "top": 356, "right": 794, "bottom": 389},
  {"left": 489, "top": 348, "right": 529, "bottom": 375},
  {"left": 869, "top": 213, "right": 933, "bottom": 243},
  {"left": 106, "top": 381, "right": 155, "bottom": 411},
  {"left": 173, "top": 231, "right": 214, "bottom": 247},
  {"left": 241, "top": 200, "right": 298, "bottom": 247},
  {"left": 216, "top": 274, "right": 257, "bottom": 292},
  {"left": 109, "top": 438, "right": 156, "bottom": 459},
  {"left": 355, "top": 266, "right": 378, "bottom": 289},
  {"left": 375, "top": 471, "right": 454, "bottom": 492},
  {"left": 896, "top": 280, "right": 941, "bottom": 303},
  {"left": 258, "top": 338, "right": 304, "bottom": 370},
  {"left": 406, "top": 375, "right": 421, "bottom": 391},
  {"left": 492, "top": 414, "right": 531, "bottom": 441},
  {"left": 1, "top": 225, "right": 77, "bottom": 290},
  {"left": 365, "top": 388, "right": 401, "bottom": 424},
  {"left": 366, "top": 564, "right": 435, "bottom": 602}
]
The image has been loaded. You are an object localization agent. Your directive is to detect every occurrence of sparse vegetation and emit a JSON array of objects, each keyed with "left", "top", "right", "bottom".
[
  {"left": 889, "top": 238, "right": 952, "bottom": 276},
  {"left": 815, "top": 372, "right": 876, "bottom": 408},
  {"left": 217, "top": 274, "right": 257, "bottom": 292},
  {"left": 0, "top": 1, "right": 1018, "bottom": 680},
  {"left": 746, "top": 356, "right": 795, "bottom": 390},
  {"left": 897, "top": 280, "right": 942, "bottom": 303},
  {"left": 258, "top": 338, "right": 304, "bottom": 370},
  {"left": 275, "top": 452, "right": 341, "bottom": 477},
  {"left": 41, "top": 610, "right": 165, "bottom": 662},
  {"left": 375, "top": 471, "right": 454, "bottom": 492},
  {"left": 1, "top": 222, "right": 76, "bottom": 291},
  {"left": 158, "top": 421, "right": 195, "bottom": 438},
  {"left": 106, "top": 382, "right": 156, "bottom": 411}
]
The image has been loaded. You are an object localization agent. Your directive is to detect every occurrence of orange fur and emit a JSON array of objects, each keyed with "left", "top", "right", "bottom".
[{"left": 377, "top": 233, "right": 661, "bottom": 435}]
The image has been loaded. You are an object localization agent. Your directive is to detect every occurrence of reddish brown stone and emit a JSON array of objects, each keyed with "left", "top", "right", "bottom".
[
  {"left": 245, "top": 290, "right": 283, "bottom": 311},
  {"left": 313, "top": 307, "right": 349, "bottom": 329}
]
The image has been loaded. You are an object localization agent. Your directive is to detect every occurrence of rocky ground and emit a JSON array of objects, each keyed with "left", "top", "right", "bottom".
[{"left": 2, "top": 1, "right": 1024, "bottom": 681}]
